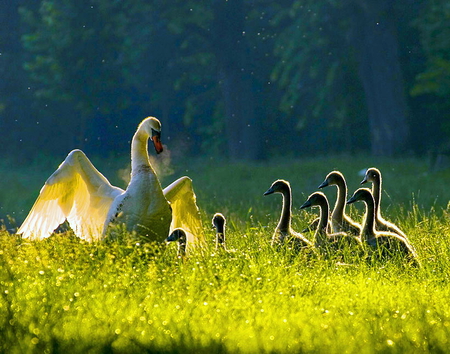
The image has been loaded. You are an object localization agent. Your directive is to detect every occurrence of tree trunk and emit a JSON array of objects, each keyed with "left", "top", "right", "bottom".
[
  {"left": 211, "top": 0, "right": 261, "bottom": 160},
  {"left": 352, "top": 1, "right": 409, "bottom": 156}
]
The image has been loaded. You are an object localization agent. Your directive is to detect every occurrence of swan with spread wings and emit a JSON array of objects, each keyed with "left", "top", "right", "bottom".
[{"left": 17, "top": 117, "right": 204, "bottom": 245}]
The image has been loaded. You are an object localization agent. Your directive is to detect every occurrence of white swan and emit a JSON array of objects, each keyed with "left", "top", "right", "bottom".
[
  {"left": 17, "top": 117, "right": 204, "bottom": 244},
  {"left": 264, "top": 179, "right": 313, "bottom": 249},
  {"left": 360, "top": 167, "right": 407, "bottom": 239}
]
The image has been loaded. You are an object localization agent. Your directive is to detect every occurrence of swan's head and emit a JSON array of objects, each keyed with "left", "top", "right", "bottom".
[
  {"left": 166, "top": 228, "right": 187, "bottom": 244},
  {"left": 361, "top": 167, "right": 381, "bottom": 185},
  {"left": 141, "top": 117, "right": 163, "bottom": 154},
  {"left": 212, "top": 213, "right": 226, "bottom": 231},
  {"left": 347, "top": 188, "right": 373, "bottom": 205},
  {"left": 318, "top": 171, "right": 344, "bottom": 189},
  {"left": 300, "top": 192, "right": 327, "bottom": 209},
  {"left": 263, "top": 179, "right": 290, "bottom": 196}
]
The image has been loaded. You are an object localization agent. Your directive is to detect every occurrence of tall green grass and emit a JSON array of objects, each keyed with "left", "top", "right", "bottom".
[{"left": 1, "top": 155, "right": 450, "bottom": 353}]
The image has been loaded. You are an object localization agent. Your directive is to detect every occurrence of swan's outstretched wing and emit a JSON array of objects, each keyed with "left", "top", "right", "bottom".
[
  {"left": 18, "top": 149, "right": 124, "bottom": 241},
  {"left": 163, "top": 176, "right": 204, "bottom": 246}
]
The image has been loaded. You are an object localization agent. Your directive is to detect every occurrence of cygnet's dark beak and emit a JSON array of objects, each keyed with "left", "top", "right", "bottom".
[
  {"left": 166, "top": 232, "right": 178, "bottom": 242},
  {"left": 263, "top": 187, "right": 274, "bottom": 196},
  {"left": 318, "top": 180, "right": 329, "bottom": 189},
  {"left": 346, "top": 196, "right": 357, "bottom": 205},
  {"left": 300, "top": 200, "right": 312, "bottom": 209}
]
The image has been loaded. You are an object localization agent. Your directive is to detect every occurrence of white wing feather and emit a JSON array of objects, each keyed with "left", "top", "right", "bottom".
[
  {"left": 163, "top": 176, "right": 204, "bottom": 246},
  {"left": 18, "top": 149, "right": 124, "bottom": 241}
]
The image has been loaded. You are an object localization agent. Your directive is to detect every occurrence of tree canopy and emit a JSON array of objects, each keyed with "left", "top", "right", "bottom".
[{"left": 0, "top": 0, "right": 448, "bottom": 160}]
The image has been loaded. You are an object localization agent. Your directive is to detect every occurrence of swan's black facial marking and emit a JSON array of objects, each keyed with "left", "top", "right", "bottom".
[{"left": 151, "top": 128, "right": 161, "bottom": 139}]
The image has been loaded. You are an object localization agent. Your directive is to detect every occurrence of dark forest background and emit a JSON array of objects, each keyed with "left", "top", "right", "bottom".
[{"left": 1, "top": 0, "right": 449, "bottom": 162}]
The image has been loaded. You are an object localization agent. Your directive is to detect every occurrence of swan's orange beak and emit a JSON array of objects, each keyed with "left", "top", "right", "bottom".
[{"left": 152, "top": 135, "right": 164, "bottom": 154}]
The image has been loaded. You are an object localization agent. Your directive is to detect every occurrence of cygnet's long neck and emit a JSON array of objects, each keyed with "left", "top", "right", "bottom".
[
  {"left": 315, "top": 198, "right": 329, "bottom": 247},
  {"left": 372, "top": 177, "right": 382, "bottom": 220},
  {"left": 332, "top": 178, "right": 347, "bottom": 223},
  {"left": 361, "top": 194, "right": 376, "bottom": 241},
  {"left": 278, "top": 186, "right": 292, "bottom": 233},
  {"left": 178, "top": 236, "right": 187, "bottom": 256},
  {"left": 130, "top": 124, "right": 156, "bottom": 178}
]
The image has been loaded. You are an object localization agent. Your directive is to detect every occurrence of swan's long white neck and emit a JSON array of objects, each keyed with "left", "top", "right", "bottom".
[{"left": 130, "top": 123, "right": 156, "bottom": 177}]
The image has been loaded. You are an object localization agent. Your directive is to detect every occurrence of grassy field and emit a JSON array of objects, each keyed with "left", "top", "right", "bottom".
[{"left": 1, "top": 154, "right": 450, "bottom": 353}]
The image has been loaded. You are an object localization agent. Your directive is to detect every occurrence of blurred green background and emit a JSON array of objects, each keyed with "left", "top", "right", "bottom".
[
  {"left": 1, "top": 0, "right": 450, "bottom": 224},
  {"left": 1, "top": 0, "right": 450, "bottom": 161}
]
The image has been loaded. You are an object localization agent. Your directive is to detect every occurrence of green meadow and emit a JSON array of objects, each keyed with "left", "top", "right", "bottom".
[{"left": 1, "top": 155, "right": 450, "bottom": 353}]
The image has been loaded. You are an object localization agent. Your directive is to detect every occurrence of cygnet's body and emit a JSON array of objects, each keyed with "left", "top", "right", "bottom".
[
  {"left": 347, "top": 188, "right": 419, "bottom": 265},
  {"left": 300, "top": 192, "right": 362, "bottom": 254},
  {"left": 360, "top": 167, "right": 407, "bottom": 240}
]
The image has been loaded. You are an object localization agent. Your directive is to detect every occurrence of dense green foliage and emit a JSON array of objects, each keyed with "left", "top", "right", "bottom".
[
  {"left": 1, "top": 157, "right": 450, "bottom": 353},
  {"left": 412, "top": 0, "right": 450, "bottom": 99},
  {"left": 1, "top": 0, "right": 450, "bottom": 160},
  {"left": 411, "top": 0, "right": 450, "bottom": 142}
]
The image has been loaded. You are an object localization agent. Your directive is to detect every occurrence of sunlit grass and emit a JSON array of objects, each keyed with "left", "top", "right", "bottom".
[{"left": 1, "top": 155, "right": 450, "bottom": 352}]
